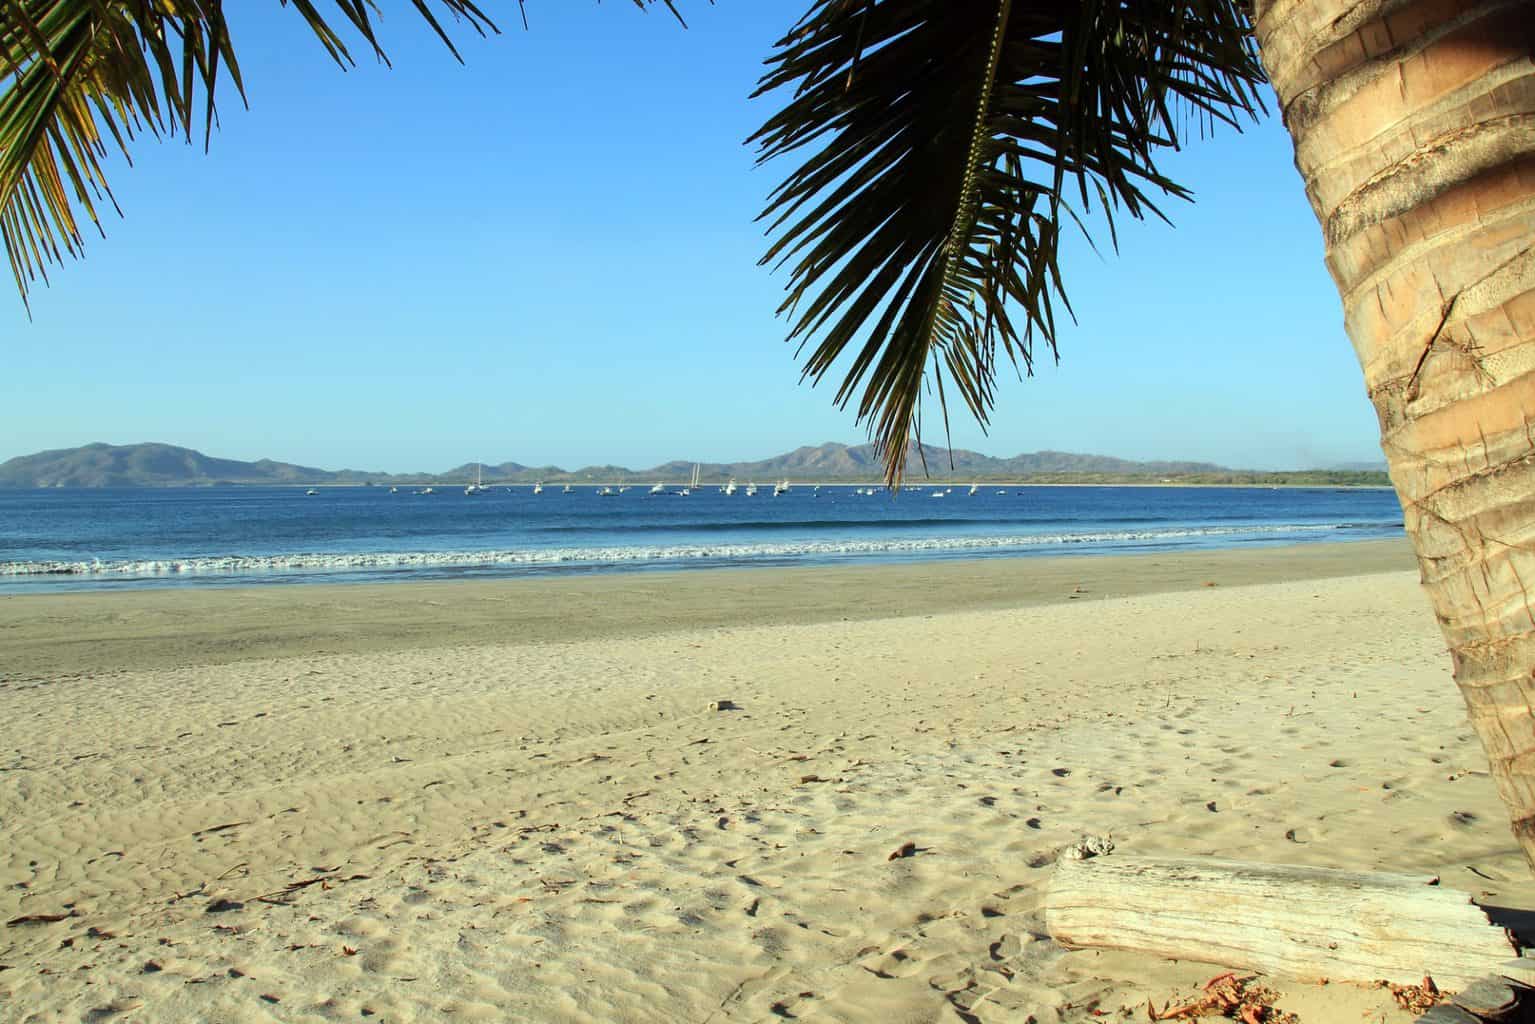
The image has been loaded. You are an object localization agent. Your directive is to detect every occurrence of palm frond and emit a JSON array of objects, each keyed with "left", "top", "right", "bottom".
[
  {"left": 750, "top": 0, "right": 1265, "bottom": 485},
  {"left": 0, "top": 0, "right": 498, "bottom": 310}
]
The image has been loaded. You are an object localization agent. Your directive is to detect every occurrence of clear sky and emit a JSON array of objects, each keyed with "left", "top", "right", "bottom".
[{"left": 3, "top": 2, "right": 1384, "bottom": 473}]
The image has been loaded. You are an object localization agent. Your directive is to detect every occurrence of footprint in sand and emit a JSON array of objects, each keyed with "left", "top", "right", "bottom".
[
  {"left": 863, "top": 947, "right": 922, "bottom": 980},
  {"left": 988, "top": 934, "right": 1022, "bottom": 960}
]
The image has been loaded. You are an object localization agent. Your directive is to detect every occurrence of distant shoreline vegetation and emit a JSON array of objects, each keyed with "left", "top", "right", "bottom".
[
  {"left": 0, "top": 442, "right": 1391, "bottom": 489},
  {"left": 176, "top": 473, "right": 1391, "bottom": 488}
]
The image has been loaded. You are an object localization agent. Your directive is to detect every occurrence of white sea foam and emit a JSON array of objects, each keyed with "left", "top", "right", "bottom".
[{"left": 0, "top": 522, "right": 1380, "bottom": 578}]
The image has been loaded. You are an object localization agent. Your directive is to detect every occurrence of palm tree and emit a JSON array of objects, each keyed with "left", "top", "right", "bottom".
[
  {"left": 5, "top": 1, "right": 1534, "bottom": 865},
  {"left": 1250, "top": 0, "right": 1535, "bottom": 864}
]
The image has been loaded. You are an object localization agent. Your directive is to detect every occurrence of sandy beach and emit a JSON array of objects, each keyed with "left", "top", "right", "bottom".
[{"left": 2, "top": 539, "right": 1529, "bottom": 1022}]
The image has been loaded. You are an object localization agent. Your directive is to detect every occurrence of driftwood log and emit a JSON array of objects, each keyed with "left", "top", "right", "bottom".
[{"left": 1044, "top": 855, "right": 1516, "bottom": 990}]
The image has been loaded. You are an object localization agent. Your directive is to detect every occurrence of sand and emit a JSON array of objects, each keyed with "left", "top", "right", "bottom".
[
  {"left": 1, "top": 539, "right": 1529, "bottom": 1023},
  {"left": 0, "top": 539, "right": 1413, "bottom": 680}
]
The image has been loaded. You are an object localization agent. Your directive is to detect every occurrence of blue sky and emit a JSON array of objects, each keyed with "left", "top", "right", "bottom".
[{"left": 3, "top": 3, "right": 1383, "bottom": 473}]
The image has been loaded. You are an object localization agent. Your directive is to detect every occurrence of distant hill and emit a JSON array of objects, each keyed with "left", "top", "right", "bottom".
[
  {"left": 646, "top": 442, "right": 1227, "bottom": 482},
  {"left": 0, "top": 442, "right": 377, "bottom": 488},
  {"left": 0, "top": 441, "right": 1390, "bottom": 488}
]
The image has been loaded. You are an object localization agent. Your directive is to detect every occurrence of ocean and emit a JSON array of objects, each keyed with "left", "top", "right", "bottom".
[{"left": 0, "top": 483, "right": 1405, "bottom": 592}]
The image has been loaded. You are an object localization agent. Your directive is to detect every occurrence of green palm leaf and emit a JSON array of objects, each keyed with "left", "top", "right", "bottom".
[
  {"left": 750, "top": 0, "right": 1266, "bottom": 484},
  {"left": 0, "top": 0, "right": 699, "bottom": 309},
  {"left": 0, "top": 0, "right": 507, "bottom": 310}
]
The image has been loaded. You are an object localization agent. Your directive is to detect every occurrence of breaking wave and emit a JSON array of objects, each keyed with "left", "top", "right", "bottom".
[{"left": 0, "top": 521, "right": 1396, "bottom": 579}]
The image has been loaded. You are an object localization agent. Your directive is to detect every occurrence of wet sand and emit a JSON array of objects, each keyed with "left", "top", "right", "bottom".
[{"left": 0, "top": 539, "right": 1412, "bottom": 680}]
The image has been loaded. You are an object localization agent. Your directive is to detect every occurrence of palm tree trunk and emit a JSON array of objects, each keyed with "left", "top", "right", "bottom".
[{"left": 1251, "top": 0, "right": 1535, "bottom": 863}]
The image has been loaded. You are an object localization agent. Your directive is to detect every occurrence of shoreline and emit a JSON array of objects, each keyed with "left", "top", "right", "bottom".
[{"left": 1, "top": 538, "right": 1414, "bottom": 680}]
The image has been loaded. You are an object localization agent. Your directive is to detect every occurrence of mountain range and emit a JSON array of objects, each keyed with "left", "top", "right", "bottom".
[{"left": 0, "top": 442, "right": 1386, "bottom": 488}]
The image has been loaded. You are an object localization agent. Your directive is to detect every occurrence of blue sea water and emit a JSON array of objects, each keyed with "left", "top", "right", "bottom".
[{"left": 0, "top": 484, "right": 1405, "bottom": 592}]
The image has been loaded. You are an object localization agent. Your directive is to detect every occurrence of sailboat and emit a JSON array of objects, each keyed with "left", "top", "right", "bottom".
[
  {"left": 649, "top": 481, "right": 666, "bottom": 495},
  {"left": 968, "top": 481, "right": 979, "bottom": 496},
  {"left": 772, "top": 479, "right": 789, "bottom": 496},
  {"left": 745, "top": 481, "right": 757, "bottom": 496},
  {"left": 533, "top": 481, "right": 543, "bottom": 494},
  {"left": 679, "top": 463, "right": 700, "bottom": 496},
  {"left": 722, "top": 477, "right": 737, "bottom": 496},
  {"left": 465, "top": 463, "right": 487, "bottom": 495}
]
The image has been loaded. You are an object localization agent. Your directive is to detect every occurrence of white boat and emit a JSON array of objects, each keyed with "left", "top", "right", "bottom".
[
  {"left": 680, "top": 463, "right": 700, "bottom": 496},
  {"left": 597, "top": 486, "right": 617, "bottom": 497},
  {"left": 930, "top": 490, "right": 944, "bottom": 498},
  {"left": 968, "top": 482, "right": 979, "bottom": 496},
  {"left": 533, "top": 482, "right": 543, "bottom": 494},
  {"left": 723, "top": 477, "right": 737, "bottom": 496},
  {"left": 562, "top": 484, "right": 573, "bottom": 494},
  {"left": 649, "top": 482, "right": 666, "bottom": 495},
  {"left": 305, "top": 488, "right": 318, "bottom": 496},
  {"left": 416, "top": 486, "right": 435, "bottom": 495},
  {"left": 745, "top": 481, "right": 757, "bottom": 496},
  {"left": 389, "top": 486, "right": 398, "bottom": 493},
  {"left": 465, "top": 463, "right": 487, "bottom": 495},
  {"left": 772, "top": 479, "right": 789, "bottom": 496}
]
